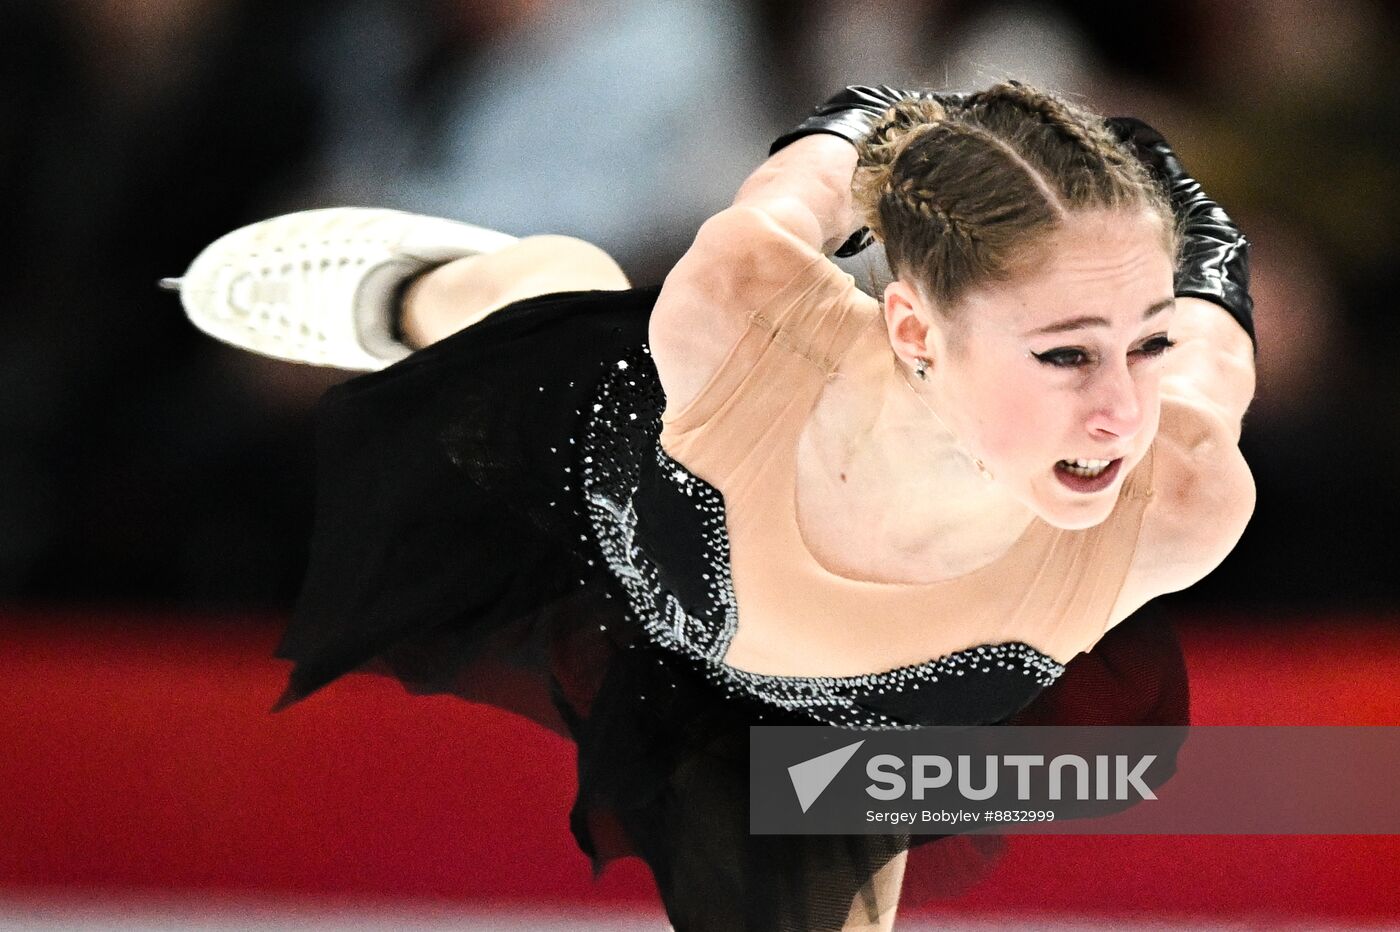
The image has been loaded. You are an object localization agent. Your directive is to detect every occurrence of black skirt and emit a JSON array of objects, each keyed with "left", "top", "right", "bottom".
[{"left": 273, "top": 286, "right": 1189, "bottom": 931}]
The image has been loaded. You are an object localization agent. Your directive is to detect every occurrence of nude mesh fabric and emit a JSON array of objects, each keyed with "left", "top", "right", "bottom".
[{"left": 658, "top": 209, "right": 1156, "bottom": 676}]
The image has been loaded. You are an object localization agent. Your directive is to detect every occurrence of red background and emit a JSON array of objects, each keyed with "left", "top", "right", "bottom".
[{"left": 2, "top": 610, "right": 1397, "bottom": 923}]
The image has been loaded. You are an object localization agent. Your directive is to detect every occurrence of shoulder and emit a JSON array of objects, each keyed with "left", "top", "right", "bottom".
[
  {"left": 653, "top": 203, "right": 825, "bottom": 327},
  {"left": 648, "top": 204, "right": 834, "bottom": 417},
  {"left": 1107, "top": 395, "right": 1257, "bottom": 625}
]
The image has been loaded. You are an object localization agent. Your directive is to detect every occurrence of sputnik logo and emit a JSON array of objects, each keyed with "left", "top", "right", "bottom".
[{"left": 788, "top": 740, "right": 865, "bottom": 813}]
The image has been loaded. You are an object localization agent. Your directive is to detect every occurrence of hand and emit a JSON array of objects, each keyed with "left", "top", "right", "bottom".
[
  {"left": 770, "top": 85, "right": 970, "bottom": 155},
  {"left": 1105, "top": 116, "right": 1256, "bottom": 353},
  {"left": 772, "top": 86, "right": 970, "bottom": 257}
]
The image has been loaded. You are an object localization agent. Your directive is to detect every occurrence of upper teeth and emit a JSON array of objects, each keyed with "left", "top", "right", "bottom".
[{"left": 1064, "top": 458, "right": 1111, "bottom": 469}]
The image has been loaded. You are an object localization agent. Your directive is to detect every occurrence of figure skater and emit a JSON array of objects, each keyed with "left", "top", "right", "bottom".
[{"left": 167, "top": 81, "right": 1255, "bottom": 931}]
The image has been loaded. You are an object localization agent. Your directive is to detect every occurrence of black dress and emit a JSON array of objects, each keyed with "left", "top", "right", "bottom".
[{"left": 273, "top": 285, "right": 1189, "bottom": 931}]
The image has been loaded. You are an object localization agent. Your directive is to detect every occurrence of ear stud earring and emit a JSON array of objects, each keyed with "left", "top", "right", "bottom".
[{"left": 906, "top": 356, "right": 994, "bottom": 482}]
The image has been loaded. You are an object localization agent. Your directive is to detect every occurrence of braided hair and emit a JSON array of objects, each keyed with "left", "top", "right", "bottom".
[{"left": 851, "top": 81, "right": 1178, "bottom": 315}]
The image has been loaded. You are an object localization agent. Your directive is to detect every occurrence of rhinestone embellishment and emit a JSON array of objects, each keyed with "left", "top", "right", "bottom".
[{"left": 577, "top": 346, "right": 1065, "bottom": 728}]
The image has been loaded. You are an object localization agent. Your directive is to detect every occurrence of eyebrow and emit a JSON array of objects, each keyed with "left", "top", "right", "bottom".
[{"left": 1025, "top": 298, "right": 1176, "bottom": 336}]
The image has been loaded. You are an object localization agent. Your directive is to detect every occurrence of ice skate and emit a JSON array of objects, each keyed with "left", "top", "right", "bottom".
[{"left": 165, "top": 207, "right": 517, "bottom": 370}]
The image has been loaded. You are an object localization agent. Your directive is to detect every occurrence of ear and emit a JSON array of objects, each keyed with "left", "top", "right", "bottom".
[{"left": 883, "top": 278, "right": 943, "bottom": 366}]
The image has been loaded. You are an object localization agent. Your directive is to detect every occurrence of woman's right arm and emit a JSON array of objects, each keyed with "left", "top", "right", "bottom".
[
  {"left": 730, "top": 132, "right": 863, "bottom": 254},
  {"left": 648, "top": 134, "right": 862, "bottom": 416}
]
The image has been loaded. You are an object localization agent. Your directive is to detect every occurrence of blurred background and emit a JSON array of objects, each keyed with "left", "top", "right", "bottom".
[
  {"left": 2, "top": 0, "right": 1398, "bottom": 928},
  {"left": 1, "top": 0, "right": 1397, "bottom": 612}
]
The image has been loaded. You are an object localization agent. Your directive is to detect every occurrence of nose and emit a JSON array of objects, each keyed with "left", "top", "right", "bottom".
[{"left": 1084, "top": 362, "right": 1145, "bottom": 440}]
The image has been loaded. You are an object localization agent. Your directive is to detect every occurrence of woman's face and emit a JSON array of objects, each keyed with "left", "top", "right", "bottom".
[{"left": 932, "top": 209, "right": 1177, "bottom": 530}]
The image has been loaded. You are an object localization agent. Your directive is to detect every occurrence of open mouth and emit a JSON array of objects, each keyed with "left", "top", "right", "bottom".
[{"left": 1053, "top": 457, "right": 1123, "bottom": 493}]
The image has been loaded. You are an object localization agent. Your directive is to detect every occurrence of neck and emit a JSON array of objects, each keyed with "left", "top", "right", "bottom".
[{"left": 806, "top": 319, "right": 1037, "bottom": 575}]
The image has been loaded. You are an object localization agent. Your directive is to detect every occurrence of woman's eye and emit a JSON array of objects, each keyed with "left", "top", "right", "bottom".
[
  {"left": 1032, "top": 348, "right": 1091, "bottom": 368},
  {"left": 1033, "top": 335, "right": 1177, "bottom": 370},
  {"left": 1134, "top": 335, "right": 1177, "bottom": 357}
]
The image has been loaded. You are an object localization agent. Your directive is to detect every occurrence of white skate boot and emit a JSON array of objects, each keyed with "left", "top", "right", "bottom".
[{"left": 162, "top": 207, "right": 518, "bottom": 370}]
